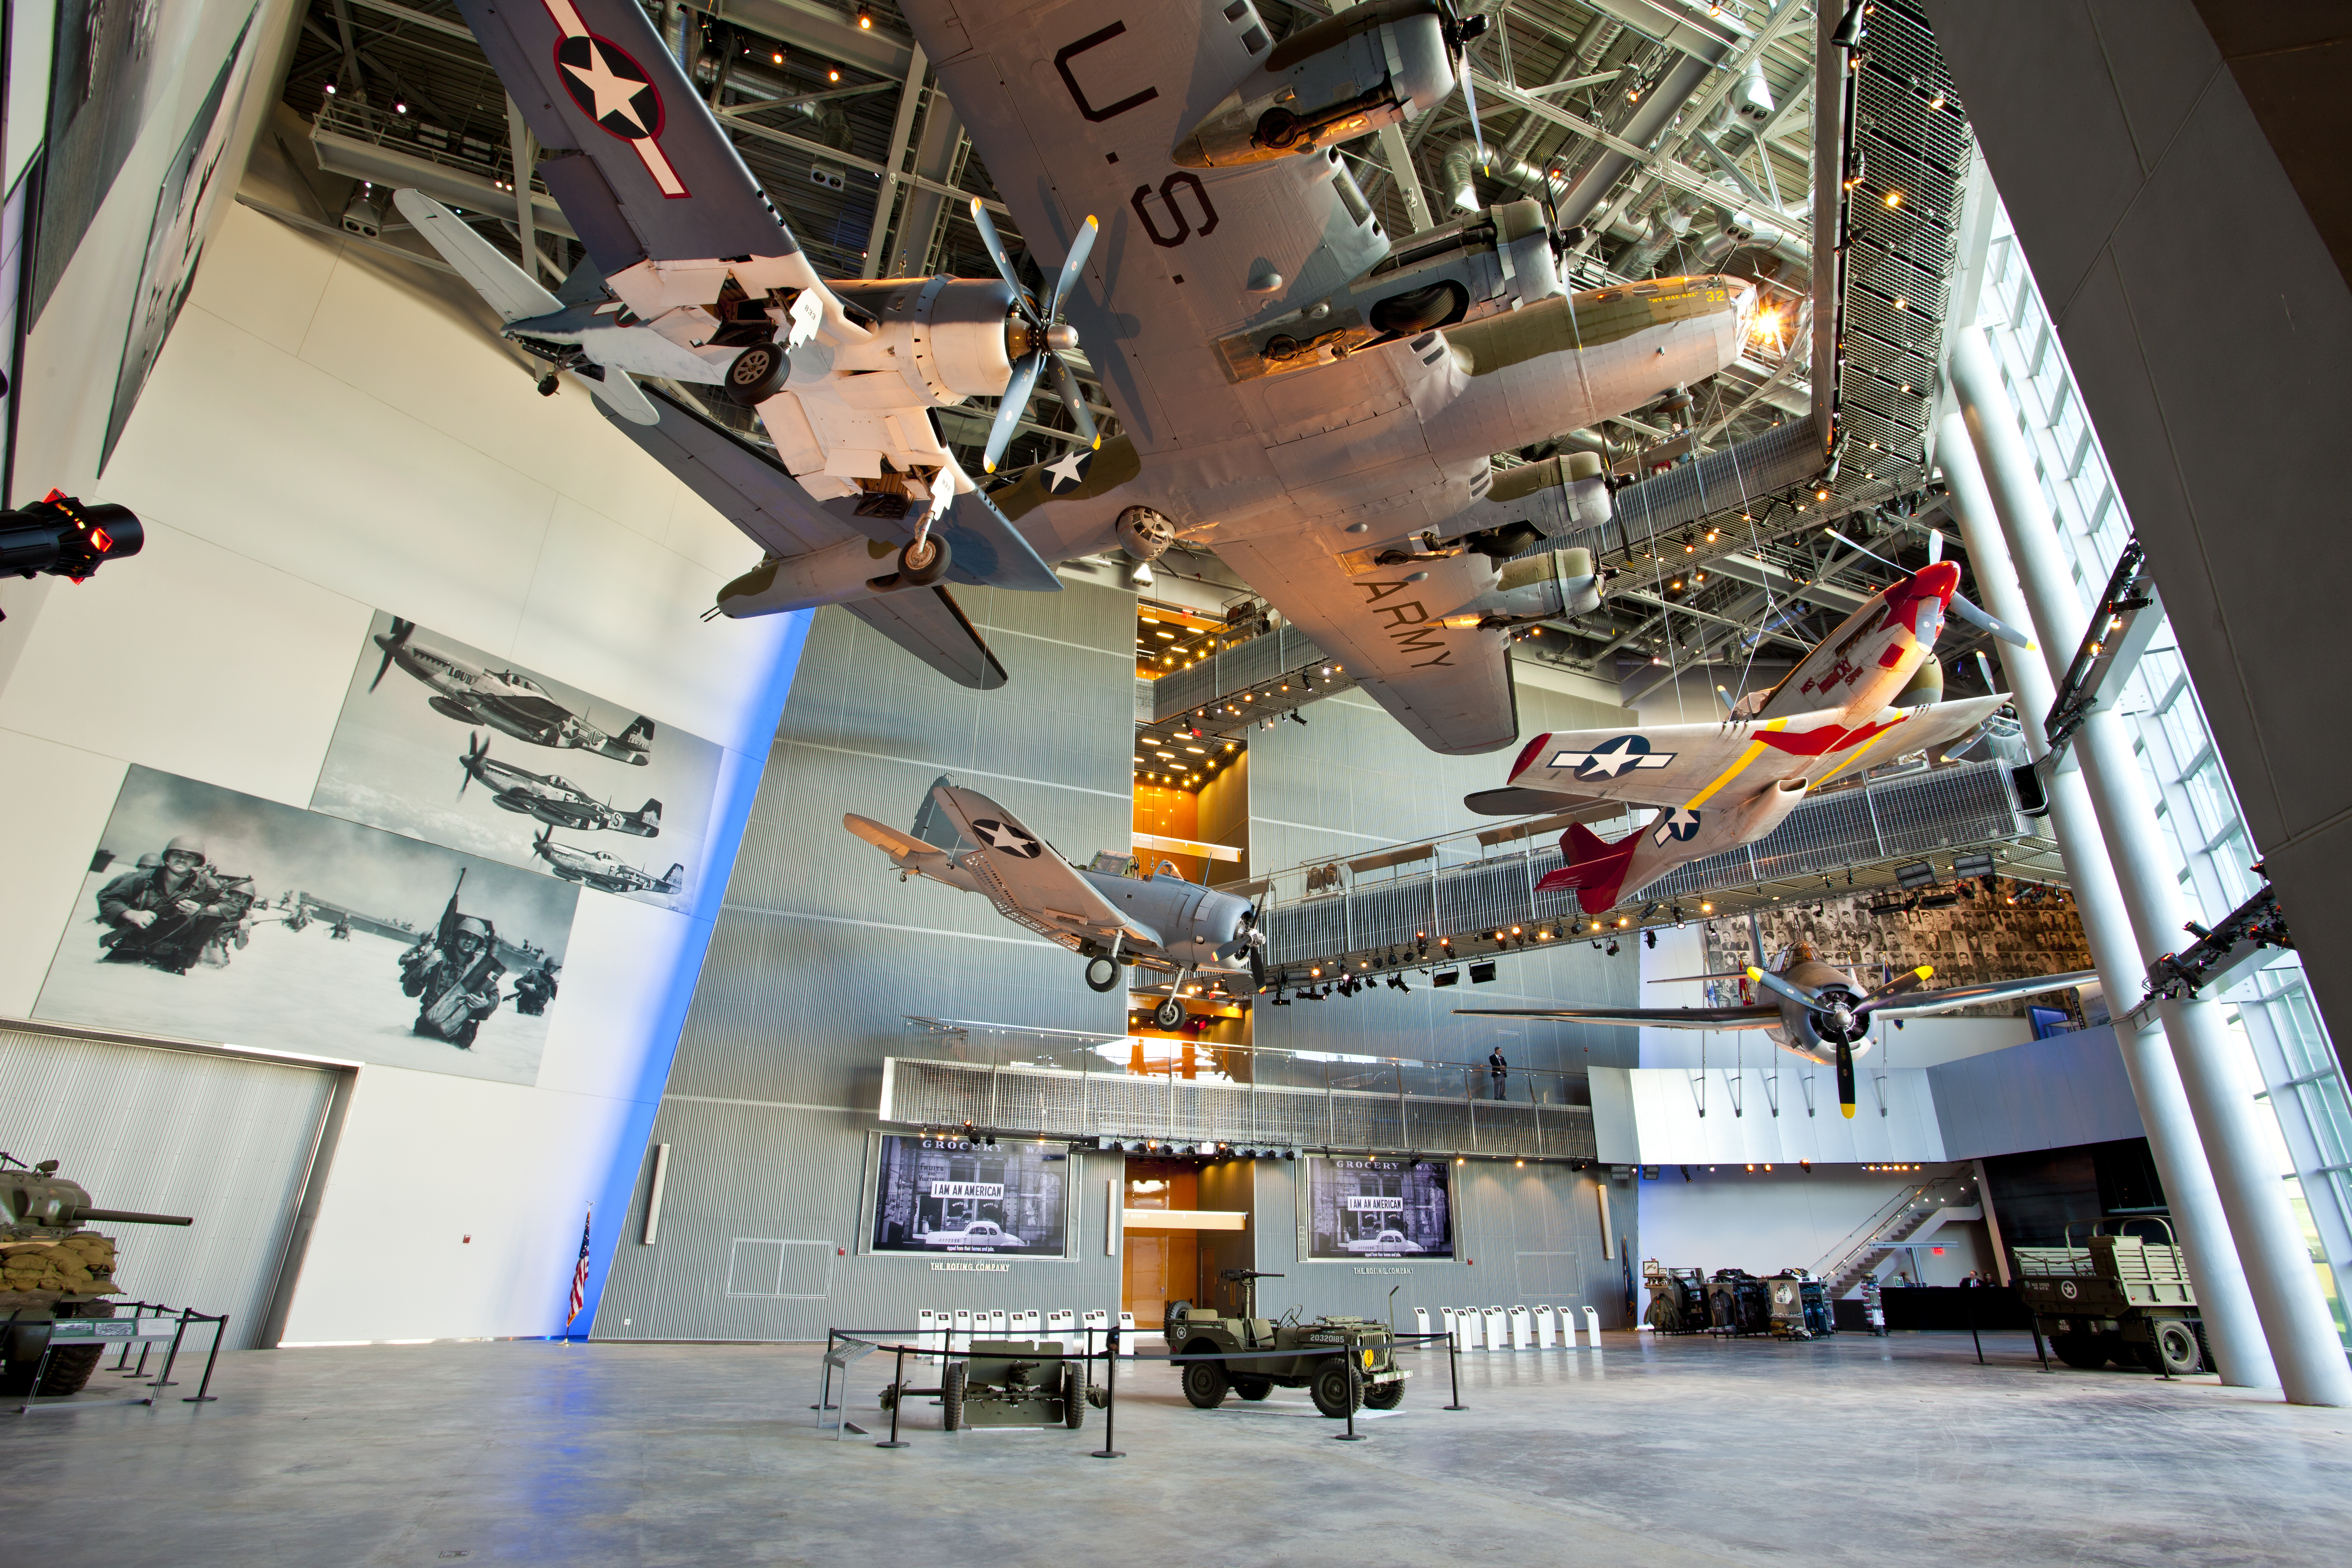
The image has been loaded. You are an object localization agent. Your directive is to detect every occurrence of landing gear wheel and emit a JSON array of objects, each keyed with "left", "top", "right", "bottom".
[
  {"left": 722, "top": 341, "right": 790, "bottom": 405},
  {"left": 2050, "top": 1331, "right": 2109, "bottom": 1370},
  {"left": 1085, "top": 955, "right": 1123, "bottom": 993},
  {"left": 1310, "top": 1359, "right": 1364, "bottom": 1419},
  {"left": 1365, "top": 1378, "right": 1404, "bottom": 1411},
  {"left": 1061, "top": 1361, "right": 1086, "bottom": 1429},
  {"left": 1254, "top": 106, "right": 1304, "bottom": 150},
  {"left": 897, "top": 534, "right": 951, "bottom": 588},
  {"left": 2140, "top": 1320, "right": 2202, "bottom": 1375},
  {"left": 1152, "top": 996, "right": 1184, "bottom": 1030},
  {"left": 1181, "top": 1359, "right": 1230, "bottom": 1408},
  {"left": 1232, "top": 1376, "right": 1272, "bottom": 1401},
  {"left": 535, "top": 371, "right": 560, "bottom": 397},
  {"left": 942, "top": 1362, "right": 967, "bottom": 1431}
]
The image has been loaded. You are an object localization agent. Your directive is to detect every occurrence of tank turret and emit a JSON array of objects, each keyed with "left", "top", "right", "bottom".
[
  {"left": 2, "top": 1158, "right": 194, "bottom": 1241},
  {"left": 3, "top": 1156, "right": 193, "bottom": 1398}
]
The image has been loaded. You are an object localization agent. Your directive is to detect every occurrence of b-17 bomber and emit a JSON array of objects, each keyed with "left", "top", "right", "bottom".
[
  {"left": 370, "top": 619, "right": 653, "bottom": 765},
  {"left": 458, "top": 736, "right": 660, "bottom": 837},
  {"left": 404, "top": 0, "right": 1760, "bottom": 756}
]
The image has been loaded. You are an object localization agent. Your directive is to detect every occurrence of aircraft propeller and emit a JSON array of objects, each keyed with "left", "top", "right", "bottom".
[
  {"left": 1821, "top": 527, "right": 2037, "bottom": 651},
  {"left": 1217, "top": 903, "right": 1270, "bottom": 989},
  {"left": 369, "top": 618, "right": 417, "bottom": 693},
  {"left": 967, "top": 199, "right": 1101, "bottom": 475},
  {"left": 458, "top": 734, "right": 490, "bottom": 799},
  {"left": 1748, "top": 962, "right": 1934, "bottom": 1118},
  {"left": 1441, "top": 3, "right": 1494, "bottom": 174}
]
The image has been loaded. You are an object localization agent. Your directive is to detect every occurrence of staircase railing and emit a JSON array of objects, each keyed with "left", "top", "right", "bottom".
[{"left": 1814, "top": 1173, "right": 1975, "bottom": 1288}]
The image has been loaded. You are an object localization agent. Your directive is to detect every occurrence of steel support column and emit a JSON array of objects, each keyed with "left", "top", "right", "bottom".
[
  {"left": 1952, "top": 331, "right": 2352, "bottom": 1405},
  {"left": 861, "top": 43, "right": 927, "bottom": 281},
  {"left": 1938, "top": 410, "right": 2275, "bottom": 1390}
]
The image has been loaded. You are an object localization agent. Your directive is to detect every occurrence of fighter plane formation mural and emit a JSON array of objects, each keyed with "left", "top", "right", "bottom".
[
  {"left": 394, "top": 0, "right": 2088, "bottom": 1042},
  {"left": 311, "top": 612, "right": 722, "bottom": 912}
]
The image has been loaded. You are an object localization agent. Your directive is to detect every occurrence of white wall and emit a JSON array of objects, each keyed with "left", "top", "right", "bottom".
[
  {"left": 0, "top": 116, "right": 805, "bottom": 1341},
  {"left": 1638, "top": 1166, "right": 1992, "bottom": 1285}
]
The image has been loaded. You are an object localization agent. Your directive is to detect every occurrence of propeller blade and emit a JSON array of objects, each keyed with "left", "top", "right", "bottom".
[
  {"left": 1821, "top": 526, "right": 1905, "bottom": 575},
  {"left": 1947, "top": 591, "right": 2037, "bottom": 650},
  {"left": 369, "top": 618, "right": 414, "bottom": 693},
  {"left": 459, "top": 735, "right": 489, "bottom": 799},
  {"left": 1927, "top": 527, "right": 1945, "bottom": 565},
  {"left": 1462, "top": 61, "right": 1486, "bottom": 169},
  {"left": 969, "top": 198, "right": 1037, "bottom": 322},
  {"left": 1045, "top": 214, "right": 1099, "bottom": 322},
  {"left": 982, "top": 351, "right": 1045, "bottom": 475},
  {"left": 1858, "top": 964, "right": 1934, "bottom": 1014},
  {"left": 1836, "top": 1038, "right": 1857, "bottom": 1119},
  {"left": 1975, "top": 649, "right": 1999, "bottom": 693},
  {"left": 1048, "top": 355, "right": 1099, "bottom": 450},
  {"left": 1747, "top": 965, "right": 1825, "bottom": 1014}
]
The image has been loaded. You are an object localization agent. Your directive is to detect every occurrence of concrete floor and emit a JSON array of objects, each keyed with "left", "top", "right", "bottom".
[{"left": 6, "top": 1333, "right": 2349, "bottom": 1566}]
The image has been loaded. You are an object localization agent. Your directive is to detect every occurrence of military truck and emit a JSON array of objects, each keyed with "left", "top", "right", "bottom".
[
  {"left": 2014, "top": 1222, "right": 2205, "bottom": 1375},
  {"left": 2, "top": 1156, "right": 192, "bottom": 1397},
  {"left": 1164, "top": 1269, "right": 1405, "bottom": 1418}
]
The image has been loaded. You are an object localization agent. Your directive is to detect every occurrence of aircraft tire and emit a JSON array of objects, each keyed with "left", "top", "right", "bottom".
[
  {"left": 898, "top": 535, "right": 951, "bottom": 588},
  {"left": 722, "top": 342, "right": 790, "bottom": 405},
  {"left": 1152, "top": 996, "right": 1184, "bottom": 1030},
  {"left": 1084, "top": 956, "right": 1122, "bottom": 993}
]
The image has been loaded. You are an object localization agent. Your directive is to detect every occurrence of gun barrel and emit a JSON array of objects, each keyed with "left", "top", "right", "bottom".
[{"left": 72, "top": 1208, "right": 194, "bottom": 1227}]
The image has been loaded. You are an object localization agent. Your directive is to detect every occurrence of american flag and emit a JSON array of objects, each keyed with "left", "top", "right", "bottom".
[{"left": 565, "top": 1207, "right": 592, "bottom": 1328}]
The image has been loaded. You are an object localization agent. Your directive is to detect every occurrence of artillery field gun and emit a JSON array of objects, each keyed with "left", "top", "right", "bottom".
[
  {"left": 2, "top": 1155, "right": 193, "bottom": 1396},
  {"left": 882, "top": 1338, "right": 1107, "bottom": 1431},
  {"left": 2014, "top": 1223, "right": 2205, "bottom": 1375},
  {"left": 1164, "top": 1270, "right": 1405, "bottom": 1418}
]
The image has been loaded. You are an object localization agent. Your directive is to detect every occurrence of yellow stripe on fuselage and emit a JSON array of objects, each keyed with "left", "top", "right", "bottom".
[{"left": 1683, "top": 719, "right": 1787, "bottom": 809}]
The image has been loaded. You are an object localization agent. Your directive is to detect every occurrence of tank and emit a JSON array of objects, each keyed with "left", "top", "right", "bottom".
[{"left": 2, "top": 1157, "right": 192, "bottom": 1398}]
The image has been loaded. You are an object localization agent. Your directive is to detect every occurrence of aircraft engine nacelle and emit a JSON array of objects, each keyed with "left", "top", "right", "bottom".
[
  {"left": 829, "top": 276, "right": 1025, "bottom": 409},
  {"left": 1720, "top": 774, "right": 1810, "bottom": 847},
  {"left": 1173, "top": 1, "right": 1451, "bottom": 168},
  {"left": 1438, "top": 547, "right": 1600, "bottom": 630}
]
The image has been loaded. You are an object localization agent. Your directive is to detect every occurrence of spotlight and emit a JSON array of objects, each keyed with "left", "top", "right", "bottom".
[
  {"left": 1644, "top": 928, "right": 1656, "bottom": 950},
  {"left": 1469, "top": 962, "right": 1496, "bottom": 983},
  {"left": 1605, "top": 940, "right": 1619, "bottom": 957},
  {"left": 856, "top": 5, "right": 874, "bottom": 28}
]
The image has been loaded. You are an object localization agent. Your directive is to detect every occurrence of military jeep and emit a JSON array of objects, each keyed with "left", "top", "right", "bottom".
[{"left": 1164, "top": 1269, "right": 1406, "bottom": 1418}]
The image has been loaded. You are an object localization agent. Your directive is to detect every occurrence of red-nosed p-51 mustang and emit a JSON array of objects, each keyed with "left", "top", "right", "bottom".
[
  {"left": 1473, "top": 557, "right": 2030, "bottom": 910},
  {"left": 409, "top": 0, "right": 1760, "bottom": 754}
]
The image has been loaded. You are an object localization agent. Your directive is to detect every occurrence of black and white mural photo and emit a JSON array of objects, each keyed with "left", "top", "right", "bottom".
[
  {"left": 309, "top": 611, "right": 725, "bottom": 913},
  {"left": 869, "top": 1135, "right": 1070, "bottom": 1258},
  {"left": 1305, "top": 1157, "right": 1455, "bottom": 1261},
  {"left": 36, "top": 766, "right": 578, "bottom": 1086}
]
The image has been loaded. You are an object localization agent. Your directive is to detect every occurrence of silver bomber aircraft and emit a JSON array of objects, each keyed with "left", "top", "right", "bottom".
[
  {"left": 1460, "top": 941, "right": 2096, "bottom": 1119},
  {"left": 413, "top": 0, "right": 1757, "bottom": 753},
  {"left": 846, "top": 779, "right": 1264, "bottom": 1025},
  {"left": 458, "top": 736, "right": 660, "bottom": 837},
  {"left": 370, "top": 619, "right": 653, "bottom": 765},
  {"left": 528, "top": 825, "right": 682, "bottom": 897}
]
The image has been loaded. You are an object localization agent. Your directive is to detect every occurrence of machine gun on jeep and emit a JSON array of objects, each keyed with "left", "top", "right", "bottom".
[{"left": 1163, "top": 1269, "right": 1406, "bottom": 1417}]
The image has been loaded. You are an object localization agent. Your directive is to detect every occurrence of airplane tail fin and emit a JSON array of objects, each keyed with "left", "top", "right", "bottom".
[
  {"left": 620, "top": 715, "right": 655, "bottom": 750},
  {"left": 390, "top": 189, "right": 564, "bottom": 324},
  {"left": 912, "top": 776, "right": 974, "bottom": 854},
  {"left": 663, "top": 863, "right": 684, "bottom": 889},
  {"left": 639, "top": 799, "right": 662, "bottom": 825},
  {"left": 1533, "top": 822, "right": 1640, "bottom": 913}
]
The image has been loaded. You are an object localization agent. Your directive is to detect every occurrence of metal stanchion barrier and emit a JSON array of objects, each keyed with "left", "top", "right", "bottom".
[
  {"left": 1335, "top": 1340, "right": 1364, "bottom": 1442},
  {"left": 1091, "top": 1327, "right": 1124, "bottom": 1459},
  {"left": 876, "top": 1346, "right": 910, "bottom": 1448},
  {"left": 1444, "top": 1326, "right": 1465, "bottom": 1410}
]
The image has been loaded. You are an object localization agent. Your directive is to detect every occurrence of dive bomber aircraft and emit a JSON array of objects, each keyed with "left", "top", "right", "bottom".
[
  {"left": 1461, "top": 939, "right": 2096, "bottom": 1119},
  {"left": 1470, "top": 551, "right": 2030, "bottom": 914},
  {"left": 846, "top": 779, "right": 1263, "bottom": 1026},
  {"left": 408, "top": 0, "right": 1758, "bottom": 754},
  {"left": 529, "top": 825, "right": 683, "bottom": 897},
  {"left": 459, "top": 735, "right": 660, "bottom": 836},
  {"left": 371, "top": 619, "right": 653, "bottom": 765}
]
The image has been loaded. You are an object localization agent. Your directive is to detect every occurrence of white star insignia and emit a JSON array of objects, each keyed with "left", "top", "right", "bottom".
[
  {"left": 1550, "top": 736, "right": 1676, "bottom": 779},
  {"left": 1653, "top": 808, "right": 1702, "bottom": 846},
  {"left": 564, "top": 46, "right": 652, "bottom": 134},
  {"left": 1044, "top": 450, "right": 1089, "bottom": 491}
]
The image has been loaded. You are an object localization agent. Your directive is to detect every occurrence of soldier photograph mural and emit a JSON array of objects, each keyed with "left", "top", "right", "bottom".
[
  {"left": 309, "top": 611, "right": 726, "bottom": 913},
  {"left": 36, "top": 766, "right": 578, "bottom": 1086},
  {"left": 868, "top": 1135, "right": 1069, "bottom": 1258},
  {"left": 1305, "top": 1157, "right": 1455, "bottom": 1261}
]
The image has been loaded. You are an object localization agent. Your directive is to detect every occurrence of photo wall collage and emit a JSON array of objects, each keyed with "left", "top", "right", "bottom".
[{"left": 34, "top": 613, "right": 729, "bottom": 1086}]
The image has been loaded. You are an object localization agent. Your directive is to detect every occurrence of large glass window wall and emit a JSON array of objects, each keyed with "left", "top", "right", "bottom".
[{"left": 1957, "top": 199, "right": 2352, "bottom": 1345}]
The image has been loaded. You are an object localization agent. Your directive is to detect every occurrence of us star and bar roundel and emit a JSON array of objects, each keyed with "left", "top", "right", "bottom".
[
  {"left": 1550, "top": 735, "right": 1678, "bottom": 781},
  {"left": 542, "top": 0, "right": 689, "bottom": 197}
]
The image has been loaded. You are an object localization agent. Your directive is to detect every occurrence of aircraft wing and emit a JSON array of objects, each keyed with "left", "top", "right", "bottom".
[
  {"left": 596, "top": 384, "right": 859, "bottom": 560},
  {"left": 1216, "top": 538, "right": 1519, "bottom": 756},
  {"left": 843, "top": 591, "right": 1007, "bottom": 691},
  {"left": 905, "top": 0, "right": 1391, "bottom": 455},
  {"left": 451, "top": 0, "right": 819, "bottom": 282},
  {"left": 1453, "top": 1005, "right": 1782, "bottom": 1030},
  {"left": 1873, "top": 969, "right": 2099, "bottom": 1019},
  {"left": 931, "top": 784, "right": 1159, "bottom": 950}
]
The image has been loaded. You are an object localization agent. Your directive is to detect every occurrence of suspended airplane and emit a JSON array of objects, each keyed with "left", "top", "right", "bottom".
[
  {"left": 370, "top": 619, "right": 654, "bottom": 765},
  {"left": 1459, "top": 940, "right": 2097, "bottom": 1118},
  {"left": 844, "top": 778, "right": 1263, "bottom": 1026},
  {"left": 1467, "top": 542, "right": 2035, "bottom": 912},
  {"left": 409, "top": 0, "right": 1756, "bottom": 753},
  {"left": 458, "top": 735, "right": 660, "bottom": 836},
  {"left": 529, "top": 825, "right": 683, "bottom": 897}
]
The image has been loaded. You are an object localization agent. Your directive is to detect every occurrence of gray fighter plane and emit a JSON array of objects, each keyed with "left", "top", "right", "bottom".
[
  {"left": 459, "top": 736, "right": 660, "bottom": 836},
  {"left": 409, "top": 0, "right": 1757, "bottom": 753},
  {"left": 846, "top": 779, "right": 1263, "bottom": 1026},
  {"left": 371, "top": 619, "right": 653, "bottom": 765},
  {"left": 529, "top": 825, "right": 683, "bottom": 897}
]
